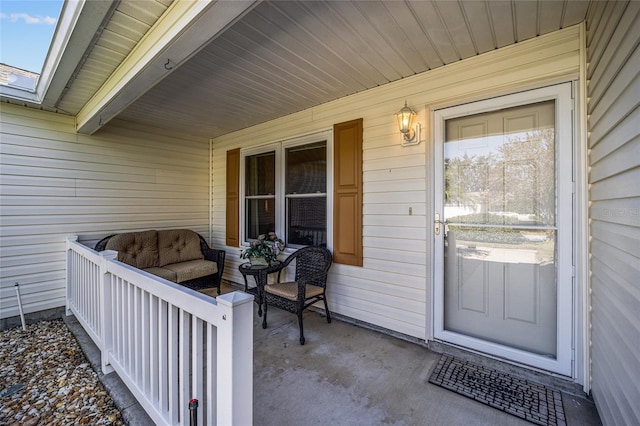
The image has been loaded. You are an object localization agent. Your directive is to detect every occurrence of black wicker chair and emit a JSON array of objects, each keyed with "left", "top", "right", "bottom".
[{"left": 262, "top": 246, "right": 333, "bottom": 345}]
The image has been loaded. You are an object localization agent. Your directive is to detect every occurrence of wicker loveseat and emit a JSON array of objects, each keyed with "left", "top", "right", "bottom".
[{"left": 95, "top": 229, "right": 225, "bottom": 295}]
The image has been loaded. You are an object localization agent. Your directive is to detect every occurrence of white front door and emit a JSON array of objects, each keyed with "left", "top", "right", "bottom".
[{"left": 433, "top": 84, "right": 573, "bottom": 375}]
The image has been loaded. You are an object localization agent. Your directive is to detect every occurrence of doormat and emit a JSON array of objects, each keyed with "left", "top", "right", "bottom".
[{"left": 429, "top": 355, "right": 566, "bottom": 426}]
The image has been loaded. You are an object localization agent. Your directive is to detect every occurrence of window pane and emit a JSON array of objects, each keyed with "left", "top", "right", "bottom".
[
  {"left": 286, "top": 142, "right": 326, "bottom": 194},
  {"left": 287, "top": 197, "right": 326, "bottom": 246},
  {"left": 246, "top": 151, "right": 275, "bottom": 196},
  {"left": 444, "top": 100, "right": 555, "bottom": 227},
  {"left": 246, "top": 198, "right": 275, "bottom": 240}
]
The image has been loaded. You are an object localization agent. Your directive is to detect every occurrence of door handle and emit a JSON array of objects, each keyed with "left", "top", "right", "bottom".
[{"left": 435, "top": 213, "right": 443, "bottom": 236}]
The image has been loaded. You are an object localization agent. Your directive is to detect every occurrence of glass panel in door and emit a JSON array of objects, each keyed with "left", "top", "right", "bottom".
[{"left": 443, "top": 100, "right": 558, "bottom": 357}]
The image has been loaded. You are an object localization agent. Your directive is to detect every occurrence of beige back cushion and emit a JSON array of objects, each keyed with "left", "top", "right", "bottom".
[
  {"left": 157, "top": 229, "right": 203, "bottom": 266},
  {"left": 105, "top": 230, "right": 159, "bottom": 270}
]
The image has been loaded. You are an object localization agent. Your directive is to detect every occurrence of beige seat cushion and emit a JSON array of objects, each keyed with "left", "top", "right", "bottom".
[
  {"left": 142, "top": 267, "right": 177, "bottom": 282},
  {"left": 105, "top": 230, "right": 159, "bottom": 270},
  {"left": 157, "top": 229, "right": 203, "bottom": 267},
  {"left": 265, "top": 282, "right": 324, "bottom": 301},
  {"left": 164, "top": 259, "right": 218, "bottom": 283}
]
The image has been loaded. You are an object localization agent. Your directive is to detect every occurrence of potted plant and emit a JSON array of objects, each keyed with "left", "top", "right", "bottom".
[{"left": 240, "top": 232, "right": 285, "bottom": 266}]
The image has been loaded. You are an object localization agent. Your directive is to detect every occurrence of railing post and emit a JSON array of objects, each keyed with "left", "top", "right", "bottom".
[
  {"left": 216, "top": 291, "right": 254, "bottom": 426},
  {"left": 65, "top": 236, "right": 79, "bottom": 316},
  {"left": 99, "top": 250, "right": 117, "bottom": 374}
]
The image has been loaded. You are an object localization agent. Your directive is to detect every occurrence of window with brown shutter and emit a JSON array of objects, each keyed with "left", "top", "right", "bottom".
[
  {"left": 333, "top": 119, "right": 363, "bottom": 266},
  {"left": 227, "top": 120, "right": 362, "bottom": 264}
]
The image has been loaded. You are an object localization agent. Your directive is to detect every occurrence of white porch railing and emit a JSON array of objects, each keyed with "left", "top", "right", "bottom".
[{"left": 65, "top": 236, "right": 253, "bottom": 426}]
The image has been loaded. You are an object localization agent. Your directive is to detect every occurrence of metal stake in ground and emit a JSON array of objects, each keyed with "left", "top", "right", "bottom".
[{"left": 14, "top": 282, "right": 26, "bottom": 331}]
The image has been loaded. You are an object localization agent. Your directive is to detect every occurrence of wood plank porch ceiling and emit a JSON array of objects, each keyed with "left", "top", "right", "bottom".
[{"left": 80, "top": 0, "right": 593, "bottom": 139}]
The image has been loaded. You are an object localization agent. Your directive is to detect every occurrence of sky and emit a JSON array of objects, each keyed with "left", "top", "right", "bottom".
[{"left": 0, "top": 0, "right": 63, "bottom": 73}]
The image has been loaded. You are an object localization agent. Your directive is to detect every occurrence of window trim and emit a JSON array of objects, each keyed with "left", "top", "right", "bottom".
[{"left": 239, "top": 130, "right": 333, "bottom": 252}]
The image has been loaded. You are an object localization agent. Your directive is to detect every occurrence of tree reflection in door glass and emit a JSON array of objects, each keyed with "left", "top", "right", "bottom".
[
  {"left": 445, "top": 100, "right": 555, "bottom": 227},
  {"left": 443, "top": 100, "right": 559, "bottom": 358}
]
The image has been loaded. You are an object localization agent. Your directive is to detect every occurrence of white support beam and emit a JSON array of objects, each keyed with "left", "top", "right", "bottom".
[{"left": 76, "top": 0, "right": 259, "bottom": 135}]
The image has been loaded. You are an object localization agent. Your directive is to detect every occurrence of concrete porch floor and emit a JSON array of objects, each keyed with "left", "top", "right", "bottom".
[
  {"left": 69, "top": 282, "right": 601, "bottom": 425},
  {"left": 249, "top": 295, "right": 601, "bottom": 426}
]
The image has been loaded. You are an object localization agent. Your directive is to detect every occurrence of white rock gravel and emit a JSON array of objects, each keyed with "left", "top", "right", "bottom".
[{"left": 0, "top": 320, "right": 124, "bottom": 425}]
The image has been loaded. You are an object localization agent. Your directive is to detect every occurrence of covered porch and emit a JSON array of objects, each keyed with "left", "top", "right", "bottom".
[
  {"left": 1, "top": 1, "right": 637, "bottom": 424},
  {"left": 66, "top": 281, "right": 601, "bottom": 425}
]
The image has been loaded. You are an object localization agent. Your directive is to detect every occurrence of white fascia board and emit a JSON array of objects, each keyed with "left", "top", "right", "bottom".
[
  {"left": 0, "top": 0, "right": 106, "bottom": 106},
  {"left": 76, "top": 0, "right": 260, "bottom": 135},
  {"left": 39, "top": 0, "right": 118, "bottom": 108}
]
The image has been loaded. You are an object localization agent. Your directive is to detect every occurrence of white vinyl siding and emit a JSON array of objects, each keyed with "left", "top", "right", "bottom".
[
  {"left": 0, "top": 104, "right": 210, "bottom": 319},
  {"left": 586, "top": 2, "right": 640, "bottom": 425},
  {"left": 210, "top": 26, "right": 582, "bottom": 339}
]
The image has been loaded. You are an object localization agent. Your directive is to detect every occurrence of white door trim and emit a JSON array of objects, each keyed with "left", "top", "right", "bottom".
[{"left": 432, "top": 83, "right": 574, "bottom": 376}]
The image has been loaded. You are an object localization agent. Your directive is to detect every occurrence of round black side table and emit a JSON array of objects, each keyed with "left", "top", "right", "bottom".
[{"left": 238, "top": 261, "right": 283, "bottom": 317}]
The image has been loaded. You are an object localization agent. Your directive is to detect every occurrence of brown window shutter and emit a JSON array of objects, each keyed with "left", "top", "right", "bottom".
[
  {"left": 333, "top": 119, "right": 363, "bottom": 266},
  {"left": 226, "top": 148, "right": 240, "bottom": 247}
]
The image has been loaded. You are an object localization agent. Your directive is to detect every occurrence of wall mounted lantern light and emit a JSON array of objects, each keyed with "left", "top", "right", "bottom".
[{"left": 396, "top": 101, "right": 421, "bottom": 146}]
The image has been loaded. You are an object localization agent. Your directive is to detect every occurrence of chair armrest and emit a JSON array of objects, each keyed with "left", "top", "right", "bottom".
[
  {"left": 203, "top": 247, "right": 226, "bottom": 284},
  {"left": 203, "top": 247, "right": 222, "bottom": 261},
  {"left": 95, "top": 234, "right": 116, "bottom": 251},
  {"left": 276, "top": 253, "right": 296, "bottom": 282},
  {"left": 297, "top": 280, "right": 308, "bottom": 302}
]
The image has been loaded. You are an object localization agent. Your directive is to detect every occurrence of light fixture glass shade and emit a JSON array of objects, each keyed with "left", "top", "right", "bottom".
[{"left": 396, "top": 101, "right": 416, "bottom": 135}]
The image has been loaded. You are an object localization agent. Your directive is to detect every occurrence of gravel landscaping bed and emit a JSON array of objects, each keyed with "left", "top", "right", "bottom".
[{"left": 0, "top": 320, "right": 124, "bottom": 425}]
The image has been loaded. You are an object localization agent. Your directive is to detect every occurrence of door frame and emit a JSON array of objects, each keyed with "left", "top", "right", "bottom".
[{"left": 431, "top": 83, "right": 574, "bottom": 376}]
